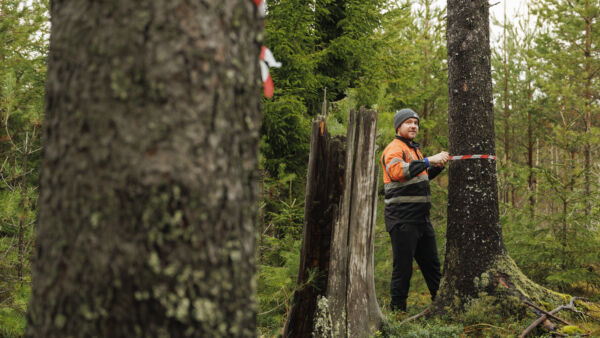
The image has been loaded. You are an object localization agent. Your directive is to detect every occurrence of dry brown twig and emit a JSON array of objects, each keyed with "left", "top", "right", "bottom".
[
  {"left": 523, "top": 301, "right": 572, "bottom": 326},
  {"left": 462, "top": 323, "right": 508, "bottom": 335},
  {"left": 399, "top": 307, "right": 429, "bottom": 326},
  {"left": 519, "top": 297, "right": 589, "bottom": 338}
]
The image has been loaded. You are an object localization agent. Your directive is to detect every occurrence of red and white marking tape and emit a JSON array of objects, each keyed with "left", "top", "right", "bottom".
[
  {"left": 253, "top": 0, "right": 266, "bottom": 17},
  {"left": 260, "top": 46, "right": 281, "bottom": 98},
  {"left": 251, "top": 0, "right": 281, "bottom": 98},
  {"left": 449, "top": 155, "right": 496, "bottom": 160}
]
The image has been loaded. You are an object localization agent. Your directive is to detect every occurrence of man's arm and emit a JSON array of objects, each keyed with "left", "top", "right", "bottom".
[
  {"left": 427, "top": 165, "right": 445, "bottom": 180},
  {"left": 387, "top": 151, "right": 449, "bottom": 182},
  {"left": 385, "top": 151, "right": 428, "bottom": 182}
]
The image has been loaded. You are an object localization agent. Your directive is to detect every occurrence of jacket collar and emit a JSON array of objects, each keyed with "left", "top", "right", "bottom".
[{"left": 395, "top": 135, "right": 420, "bottom": 149}]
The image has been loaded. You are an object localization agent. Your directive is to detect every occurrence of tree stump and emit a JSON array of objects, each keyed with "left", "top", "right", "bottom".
[
  {"left": 283, "top": 117, "right": 346, "bottom": 337},
  {"left": 284, "top": 108, "right": 383, "bottom": 337},
  {"left": 327, "top": 108, "right": 382, "bottom": 337}
]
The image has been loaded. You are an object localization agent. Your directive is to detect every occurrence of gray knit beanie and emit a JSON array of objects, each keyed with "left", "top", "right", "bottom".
[{"left": 394, "top": 108, "right": 420, "bottom": 131}]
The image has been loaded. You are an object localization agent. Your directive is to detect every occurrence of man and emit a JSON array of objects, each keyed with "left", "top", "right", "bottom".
[{"left": 380, "top": 108, "right": 449, "bottom": 312}]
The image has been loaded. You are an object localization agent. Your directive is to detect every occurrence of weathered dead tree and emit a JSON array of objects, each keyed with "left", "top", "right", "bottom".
[
  {"left": 327, "top": 109, "right": 383, "bottom": 337},
  {"left": 283, "top": 117, "right": 346, "bottom": 337},
  {"left": 284, "top": 108, "right": 383, "bottom": 337},
  {"left": 327, "top": 108, "right": 383, "bottom": 337}
]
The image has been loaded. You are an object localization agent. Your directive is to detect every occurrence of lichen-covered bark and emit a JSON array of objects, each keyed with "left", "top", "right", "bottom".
[
  {"left": 434, "top": 0, "right": 505, "bottom": 310},
  {"left": 27, "top": 1, "right": 261, "bottom": 336}
]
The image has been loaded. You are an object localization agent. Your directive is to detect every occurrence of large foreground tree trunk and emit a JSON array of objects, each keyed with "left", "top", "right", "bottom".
[
  {"left": 27, "top": 1, "right": 261, "bottom": 336},
  {"left": 433, "top": 0, "right": 566, "bottom": 316}
]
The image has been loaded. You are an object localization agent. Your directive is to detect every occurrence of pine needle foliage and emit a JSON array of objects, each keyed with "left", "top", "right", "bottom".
[{"left": 0, "top": 0, "right": 48, "bottom": 334}]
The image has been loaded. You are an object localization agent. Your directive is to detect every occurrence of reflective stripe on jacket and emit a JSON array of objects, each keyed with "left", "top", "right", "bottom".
[{"left": 381, "top": 136, "right": 443, "bottom": 231}]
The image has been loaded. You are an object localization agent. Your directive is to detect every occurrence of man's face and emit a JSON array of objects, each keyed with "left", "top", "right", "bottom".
[{"left": 397, "top": 117, "right": 419, "bottom": 140}]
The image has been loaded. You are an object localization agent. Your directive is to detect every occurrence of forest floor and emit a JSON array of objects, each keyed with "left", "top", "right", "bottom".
[
  {"left": 370, "top": 204, "right": 600, "bottom": 337},
  {"left": 376, "top": 286, "right": 600, "bottom": 337},
  {"left": 256, "top": 196, "right": 600, "bottom": 337}
]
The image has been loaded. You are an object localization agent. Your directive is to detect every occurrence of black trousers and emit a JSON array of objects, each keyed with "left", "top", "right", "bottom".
[{"left": 389, "top": 221, "right": 441, "bottom": 308}]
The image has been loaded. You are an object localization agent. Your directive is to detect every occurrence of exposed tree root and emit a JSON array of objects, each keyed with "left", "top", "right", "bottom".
[{"left": 432, "top": 254, "right": 600, "bottom": 336}]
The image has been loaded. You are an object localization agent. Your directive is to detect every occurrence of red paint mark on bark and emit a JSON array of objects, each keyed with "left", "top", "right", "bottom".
[{"left": 146, "top": 147, "right": 158, "bottom": 156}]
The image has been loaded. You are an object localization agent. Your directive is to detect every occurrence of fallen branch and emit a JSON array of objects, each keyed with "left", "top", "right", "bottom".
[
  {"left": 399, "top": 308, "right": 429, "bottom": 325},
  {"left": 462, "top": 323, "right": 508, "bottom": 335},
  {"left": 523, "top": 301, "right": 572, "bottom": 326},
  {"left": 570, "top": 297, "right": 600, "bottom": 322},
  {"left": 519, "top": 297, "right": 588, "bottom": 338}
]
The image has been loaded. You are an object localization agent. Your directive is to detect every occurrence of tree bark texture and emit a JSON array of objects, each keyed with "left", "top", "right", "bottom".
[
  {"left": 437, "top": 0, "right": 505, "bottom": 306},
  {"left": 283, "top": 117, "right": 345, "bottom": 338},
  {"left": 28, "top": 1, "right": 261, "bottom": 337},
  {"left": 327, "top": 108, "right": 382, "bottom": 337}
]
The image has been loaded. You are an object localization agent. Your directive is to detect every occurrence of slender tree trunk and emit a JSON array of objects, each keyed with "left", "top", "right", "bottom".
[
  {"left": 17, "top": 129, "right": 36, "bottom": 285},
  {"left": 259, "top": 171, "right": 266, "bottom": 264},
  {"left": 502, "top": 1, "right": 511, "bottom": 206},
  {"left": 525, "top": 0, "right": 536, "bottom": 218},
  {"left": 583, "top": 3, "right": 592, "bottom": 221},
  {"left": 527, "top": 65, "right": 535, "bottom": 217},
  {"left": 17, "top": 133, "right": 28, "bottom": 284},
  {"left": 27, "top": 1, "right": 261, "bottom": 336},
  {"left": 422, "top": 0, "right": 431, "bottom": 149},
  {"left": 560, "top": 121, "right": 570, "bottom": 272}
]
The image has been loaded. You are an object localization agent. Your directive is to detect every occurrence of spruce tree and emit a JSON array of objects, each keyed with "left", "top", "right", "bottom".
[
  {"left": 0, "top": 1, "right": 47, "bottom": 322},
  {"left": 433, "top": 0, "right": 573, "bottom": 316}
]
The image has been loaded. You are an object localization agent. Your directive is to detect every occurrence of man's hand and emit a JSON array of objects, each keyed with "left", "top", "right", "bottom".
[{"left": 428, "top": 151, "right": 449, "bottom": 167}]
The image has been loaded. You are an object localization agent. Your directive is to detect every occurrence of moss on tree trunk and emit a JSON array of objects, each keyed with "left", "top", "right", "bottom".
[
  {"left": 435, "top": 253, "right": 569, "bottom": 317},
  {"left": 27, "top": 1, "right": 262, "bottom": 336}
]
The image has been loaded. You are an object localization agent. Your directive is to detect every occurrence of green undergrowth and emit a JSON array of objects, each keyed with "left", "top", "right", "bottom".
[
  {"left": 0, "top": 283, "right": 29, "bottom": 338},
  {"left": 377, "top": 316, "right": 463, "bottom": 338},
  {"left": 375, "top": 304, "right": 600, "bottom": 337},
  {"left": 0, "top": 307, "right": 26, "bottom": 338}
]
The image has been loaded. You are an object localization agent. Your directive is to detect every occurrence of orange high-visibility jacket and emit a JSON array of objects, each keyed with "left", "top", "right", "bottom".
[{"left": 380, "top": 137, "right": 444, "bottom": 231}]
